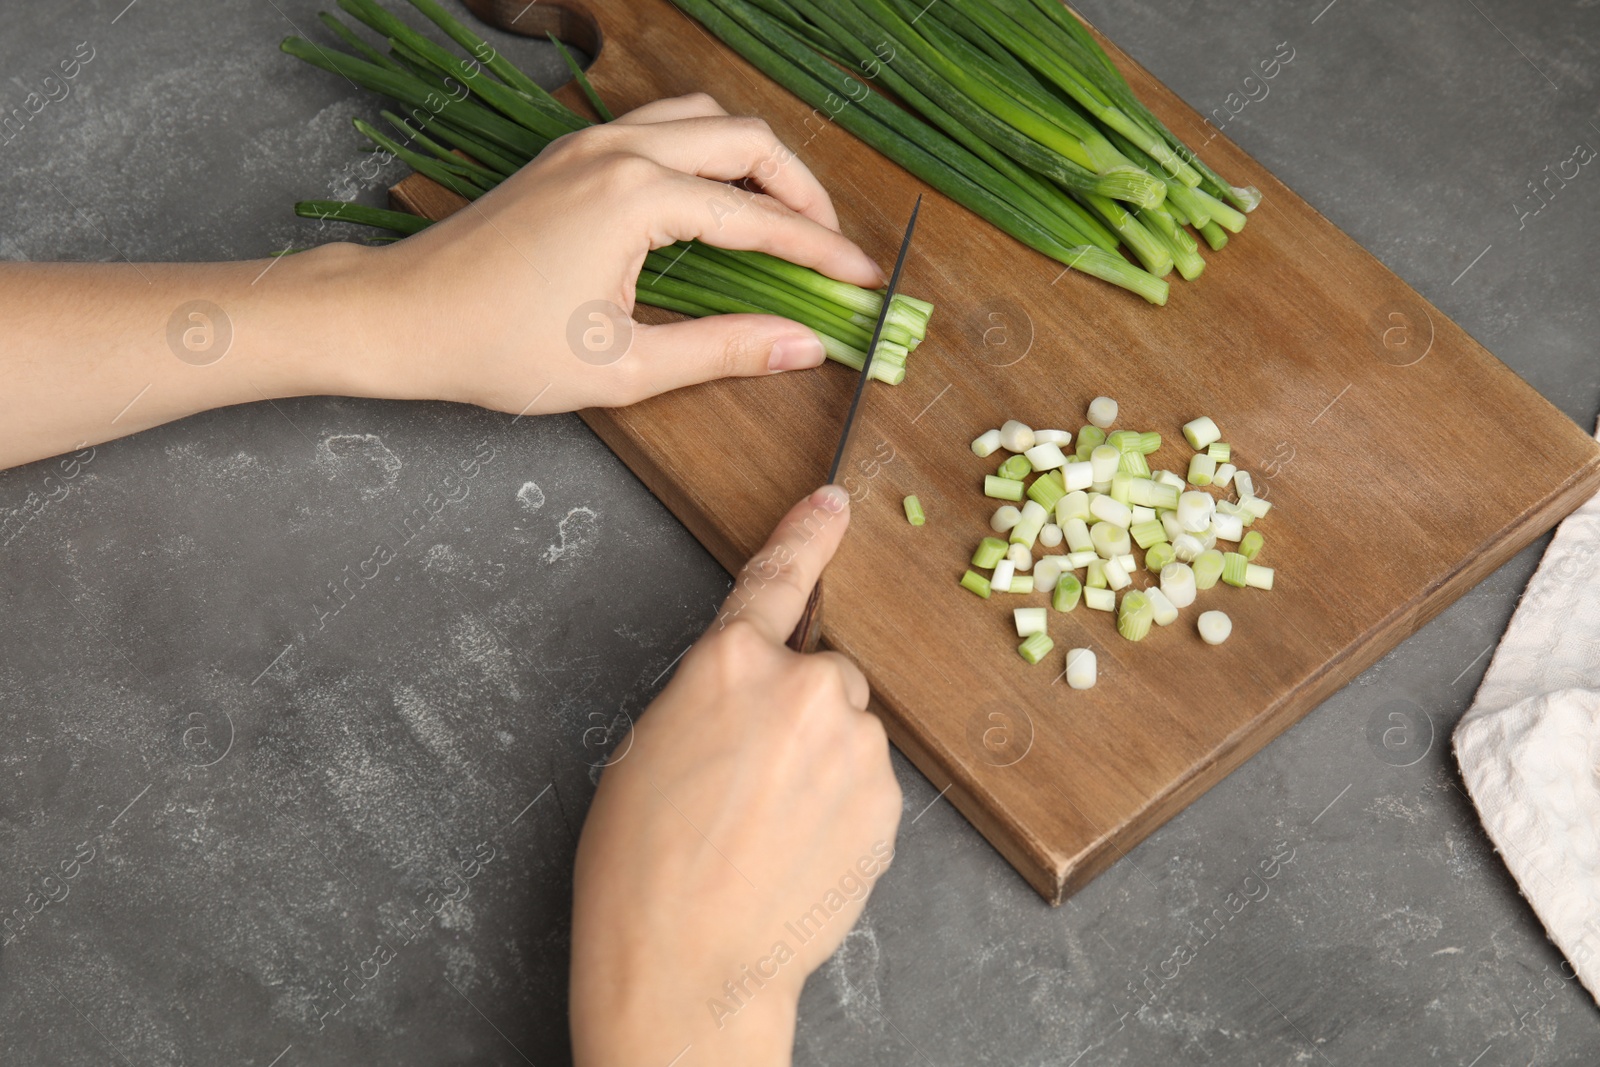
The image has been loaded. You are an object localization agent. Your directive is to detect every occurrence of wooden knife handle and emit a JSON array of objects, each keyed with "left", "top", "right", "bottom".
[{"left": 785, "top": 582, "right": 823, "bottom": 654}]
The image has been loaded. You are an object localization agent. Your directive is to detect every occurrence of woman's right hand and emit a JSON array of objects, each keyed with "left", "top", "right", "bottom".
[{"left": 569, "top": 485, "right": 903, "bottom": 1066}]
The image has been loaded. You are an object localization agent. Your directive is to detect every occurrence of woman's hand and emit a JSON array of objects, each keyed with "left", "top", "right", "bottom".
[
  {"left": 569, "top": 485, "right": 903, "bottom": 1067},
  {"left": 368, "top": 93, "right": 883, "bottom": 415},
  {"left": 0, "top": 93, "right": 878, "bottom": 469}
]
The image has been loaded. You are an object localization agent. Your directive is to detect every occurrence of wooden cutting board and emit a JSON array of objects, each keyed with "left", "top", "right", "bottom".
[{"left": 389, "top": 0, "right": 1600, "bottom": 902}]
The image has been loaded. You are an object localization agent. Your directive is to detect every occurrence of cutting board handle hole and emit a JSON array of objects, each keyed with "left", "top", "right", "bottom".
[{"left": 462, "top": 0, "right": 603, "bottom": 63}]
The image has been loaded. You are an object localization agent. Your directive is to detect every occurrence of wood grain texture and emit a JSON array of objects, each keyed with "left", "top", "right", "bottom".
[{"left": 390, "top": 0, "right": 1600, "bottom": 903}]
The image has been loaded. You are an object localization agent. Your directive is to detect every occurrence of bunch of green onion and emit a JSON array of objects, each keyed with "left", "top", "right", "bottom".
[
  {"left": 281, "top": 0, "right": 934, "bottom": 383},
  {"left": 671, "top": 0, "right": 1262, "bottom": 306}
]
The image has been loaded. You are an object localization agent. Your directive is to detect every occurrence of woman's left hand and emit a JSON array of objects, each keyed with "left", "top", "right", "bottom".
[{"left": 365, "top": 92, "right": 884, "bottom": 415}]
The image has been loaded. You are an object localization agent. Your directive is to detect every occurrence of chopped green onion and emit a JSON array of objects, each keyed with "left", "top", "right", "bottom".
[
  {"left": 1057, "top": 492, "right": 1092, "bottom": 525},
  {"left": 1053, "top": 573, "right": 1082, "bottom": 612},
  {"left": 1089, "top": 495, "right": 1132, "bottom": 529},
  {"left": 1061, "top": 460, "right": 1095, "bottom": 492},
  {"left": 1018, "top": 631, "right": 1054, "bottom": 665},
  {"left": 985, "top": 475, "right": 1025, "bottom": 500},
  {"left": 972, "top": 429, "right": 1002, "bottom": 457},
  {"left": 1090, "top": 521, "right": 1131, "bottom": 559},
  {"left": 1182, "top": 416, "right": 1221, "bottom": 450},
  {"left": 1233, "top": 471, "right": 1256, "bottom": 500},
  {"left": 1146, "top": 586, "right": 1179, "bottom": 626},
  {"left": 1177, "top": 491, "right": 1215, "bottom": 532},
  {"left": 999, "top": 420, "right": 1035, "bottom": 452},
  {"left": 1213, "top": 462, "right": 1237, "bottom": 489},
  {"left": 1034, "top": 556, "right": 1064, "bottom": 592},
  {"left": 1117, "top": 589, "right": 1154, "bottom": 641},
  {"left": 1010, "top": 500, "right": 1049, "bottom": 547},
  {"left": 973, "top": 537, "right": 1008, "bottom": 568},
  {"left": 1154, "top": 469, "right": 1186, "bottom": 492},
  {"left": 1211, "top": 512, "right": 1244, "bottom": 542},
  {"left": 1159, "top": 562, "right": 1197, "bottom": 608},
  {"left": 1084, "top": 587, "right": 1116, "bottom": 612},
  {"left": 1130, "top": 519, "right": 1168, "bottom": 549},
  {"left": 1126, "top": 477, "right": 1159, "bottom": 508},
  {"left": 1065, "top": 647, "right": 1097, "bottom": 688},
  {"left": 1061, "top": 517, "right": 1094, "bottom": 553},
  {"left": 1208, "top": 441, "right": 1232, "bottom": 462},
  {"left": 1027, "top": 470, "right": 1067, "bottom": 510},
  {"left": 955, "top": 401, "right": 1282, "bottom": 666},
  {"left": 960, "top": 569, "right": 992, "bottom": 598},
  {"left": 903, "top": 494, "right": 926, "bottom": 526},
  {"left": 997, "top": 454, "right": 1033, "bottom": 481},
  {"left": 1075, "top": 426, "right": 1107, "bottom": 459},
  {"left": 1109, "top": 472, "right": 1134, "bottom": 505},
  {"left": 1014, "top": 607, "right": 1048, "bottom": 637},
  {"left": 1107, "top": 430, "right": 1142, "bottom": 453},
  {"left": 1172, "top": 532, "right": 1203, "bottom": 562},
  {"left": 1089, "top": 444, "right": 1121, "bottom": 485},
  {"left": 1197, "top": 610, "right": 1232, "bottom": 645},
  {"left": 1087, "top": 396, "right": 1118, "bottom": 428},
  {"left": 1024, "top": 443, "right": 1069, "bottom": 471}
]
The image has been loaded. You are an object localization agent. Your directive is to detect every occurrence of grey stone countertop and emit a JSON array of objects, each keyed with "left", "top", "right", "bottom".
[{"left": 3, "top": 1, "right": 1598, "bottom": 1064}]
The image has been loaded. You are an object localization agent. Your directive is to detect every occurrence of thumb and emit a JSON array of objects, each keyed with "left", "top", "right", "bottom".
[
  {"left": 717, "top": 485, "right": 851, "bottom": 645},
  {"left": 621, "top": 313, "right": 826, "bottom": 401}
]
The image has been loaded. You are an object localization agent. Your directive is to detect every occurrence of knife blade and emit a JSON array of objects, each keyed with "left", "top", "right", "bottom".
[{"left": 786, "top": 194, "right": 923, "bottom": 654}]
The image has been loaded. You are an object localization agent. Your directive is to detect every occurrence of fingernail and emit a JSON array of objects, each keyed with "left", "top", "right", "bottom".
[
  {"left": 812, "top": 484, "right": 848, "bottom": 513},
  {"left": 769, "top": 333, "right": 826, "bottom": 372}
]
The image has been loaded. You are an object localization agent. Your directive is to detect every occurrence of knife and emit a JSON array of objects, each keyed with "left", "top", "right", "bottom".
[{"left": 786, "top": 194, "right": 923, "bottom": 654}]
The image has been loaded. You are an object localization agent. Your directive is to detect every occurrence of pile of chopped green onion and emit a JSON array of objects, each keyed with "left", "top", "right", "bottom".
[
  {"left": 959, "top": 401, "right": 1280, "bottom": 681},
  {"left": 670, "top": 0, "right": 1261, "bottom": 306},
  {"left": 279, "top": 0, "right": 934, "bottom": 384}
]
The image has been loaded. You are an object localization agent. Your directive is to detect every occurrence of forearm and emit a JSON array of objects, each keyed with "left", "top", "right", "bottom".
[
  {"left": 571, "top": 955, "right": 800, "bottom": 1067},
  {"left": 0, "top": 243, "right": 391, "bottom": 469}
]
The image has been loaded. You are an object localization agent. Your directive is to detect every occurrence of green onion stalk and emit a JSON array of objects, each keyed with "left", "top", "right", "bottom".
[
  {"left": 281, "top": 0, "right": 933, "bottom": 384},
  {"left": 672, "top": 0, "right": 1167, "bottom": 303},
  {"left": 673, "top": 0, "right": 1263, "bottom": 303}
]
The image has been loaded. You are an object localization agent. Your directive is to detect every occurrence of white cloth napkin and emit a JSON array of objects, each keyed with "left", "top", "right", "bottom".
[{"left": 1455, "top": 419, "right": 1600, "bottom": 1007}]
